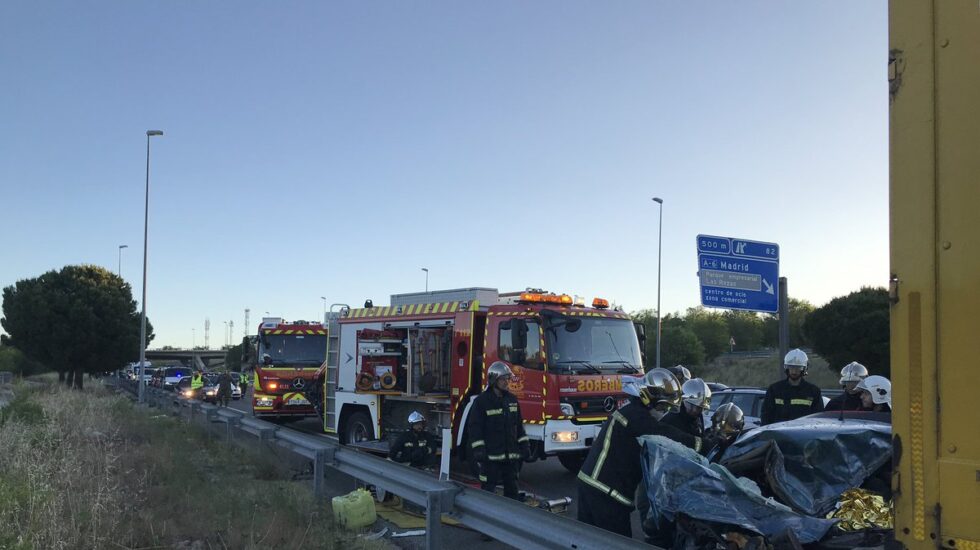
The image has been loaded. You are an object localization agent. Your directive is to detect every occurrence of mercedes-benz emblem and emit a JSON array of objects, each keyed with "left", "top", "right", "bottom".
[
  {"left": 292, "top": 378, "right": 306, "bottom": 389},
  {"left": 603, "top": 396, "right": 616, "bottom": 412}
]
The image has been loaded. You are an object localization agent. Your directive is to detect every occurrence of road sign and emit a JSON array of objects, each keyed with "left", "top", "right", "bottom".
[{"left": 696, "top": 234, "right": 779, "bottom": 313}]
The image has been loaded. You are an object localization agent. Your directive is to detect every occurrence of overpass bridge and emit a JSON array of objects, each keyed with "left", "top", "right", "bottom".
[{"left": 144, "top": 349, "right": 233, "bottom": 371}]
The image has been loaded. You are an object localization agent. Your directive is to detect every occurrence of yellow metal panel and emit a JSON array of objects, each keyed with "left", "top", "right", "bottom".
[{"left": 891, "top": 1, "right": 980, "bottom": 546}]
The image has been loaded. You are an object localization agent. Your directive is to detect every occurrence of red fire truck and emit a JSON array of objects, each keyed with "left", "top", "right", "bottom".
[
  {"left": 251, "top": 317, "right": 328, "bottom": 420},
  {"left": 317, "top": 288, "right": 644, "bottom": 472}
]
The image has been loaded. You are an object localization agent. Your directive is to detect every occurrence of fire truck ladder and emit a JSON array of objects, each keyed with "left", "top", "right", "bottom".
[{"left": 323, "top": 307, "right": 346, "bottom": 432}]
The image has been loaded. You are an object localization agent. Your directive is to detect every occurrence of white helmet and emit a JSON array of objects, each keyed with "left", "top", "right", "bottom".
[
  {"left": 839, "top": 362, "right": 869, "bottom": 385},
  {"left": 408, "top": 411, "right": 426, "bottom": 424},
  {"left": 783, "top": 348, "right": 809, "bottom": 372},
  {"left": 680, "top": 378, "right": 711, "bottom": 410},
  {"left": 856, "top": 375, "right": 891, "bottom": 408}
]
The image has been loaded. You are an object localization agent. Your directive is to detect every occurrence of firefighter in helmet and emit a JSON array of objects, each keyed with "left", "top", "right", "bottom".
[
  {"left": 826, "top": 361, "right": 869, "bottom": 412},
  {"left": 760, "top": 348, "right": 824, "bottom": 425},
  {"left": 467, "top": 362, "right": 529, "bottom": 500},
  {"left": 856, "top": 375, "right": 892, "bottom": 413},
  {"left": 577, "top": 368, "right": 705, "bottom": 538},
  {"left": 706, "top": 402, "right": 745, "bottom": 459},
  {"left": 390, "top": 411, "right": 438, "bottom": 469},
  {"left": 667, "top": 365, "right": 692, "bottom": 385},
  {"left": 660, "top": 378, "right": 712, "bottom": 439}
]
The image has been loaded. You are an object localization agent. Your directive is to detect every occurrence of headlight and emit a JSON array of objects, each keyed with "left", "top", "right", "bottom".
[
  {"left": 183, "top": 391, "right": 193, "bottom": 397},
  {"left": 551, "top": 431, "right": 579, "bottom": 443},
  {"left": 559, "top": 403, "right": 575, "bottom": 416},
  {"left": 206, "top": 390, "right": 216, "bottom": 396}
]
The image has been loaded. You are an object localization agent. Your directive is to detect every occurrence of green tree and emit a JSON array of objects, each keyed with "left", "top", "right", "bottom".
[
  {"left": 0, "top": 344, "right": 47, "bottom": 377},
  {"left": 224, "top": 340, "right": 246, "bottom": 371},
  {"left": 762, "top": 298, "right": 816, "bottom": 349},
  {"left": 803, "top": 287, "right": 890, "bottom": 377},
  {"left": 723, "top": 310, "right": 764, "bottom": 351},
  {"left": 661, "top": 325, "right": 706, "bottom": 367},
  {"left": 684, "top": 307, "right": 729, "bottom": 361},
  {"left": 1, "top": 265, "right": 153, "bottom": 389}
]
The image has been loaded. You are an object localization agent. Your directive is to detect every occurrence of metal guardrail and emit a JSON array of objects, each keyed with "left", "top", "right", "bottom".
[{"left": 111, "top": 378, "right": 648, "bottom": 550}]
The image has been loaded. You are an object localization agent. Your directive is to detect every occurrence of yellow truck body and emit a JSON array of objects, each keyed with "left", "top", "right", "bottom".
[{"left": 890, "top": 1, "right": 980, "bottom": 547}]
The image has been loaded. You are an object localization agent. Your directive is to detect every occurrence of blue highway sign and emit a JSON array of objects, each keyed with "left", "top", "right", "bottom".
[{"left": 696, "top": 235, "right": 779, "bottom": 313}]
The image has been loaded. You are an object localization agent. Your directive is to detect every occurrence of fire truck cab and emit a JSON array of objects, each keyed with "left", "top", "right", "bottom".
[
  {"left": 321, "top": 288, "right": 644, "bottom": 472},
  {"left": 252, "top": 317, "right": 328, "bottom": 419}
]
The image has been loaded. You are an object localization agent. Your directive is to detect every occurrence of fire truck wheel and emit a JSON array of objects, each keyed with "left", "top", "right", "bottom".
[
  {"left": 343, "top": 411, "right": 374, "bottom": 444},
  {"left": 557, "top": 451, "right": 587, "bottom": 474}
]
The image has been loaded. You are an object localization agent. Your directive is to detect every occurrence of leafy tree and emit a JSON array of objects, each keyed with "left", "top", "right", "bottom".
[
  {"left": 224, "top": 341, "right": 246, "bottom": 371},
  {"left": 762, "top": 298, "right": 816, "bottom": 349},
  {"left": 0, "top": 344, "right": 47, "bottom": 377},
  {"left": 684, "top": 307, "right": 729, "bottom": 361},
  {"left": 723, "top": 310, "right": 764, "bottom": 351},
  {"left": 661, "top": 325, "right": 706, "bottom": 367},
  {"left": 803, "top": 287, "right": 889, "bottom": 377},
  {"left": 1, "top": 265, "right": 153, "bottom": 389}
]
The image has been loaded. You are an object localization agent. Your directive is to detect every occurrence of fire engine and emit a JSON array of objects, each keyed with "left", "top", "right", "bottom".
[
  {"left": 315, "top": 287, "right": 645, "bottom": 472},
  {"left": 251, "top": 318, "right": 328, "bottom": 420}
]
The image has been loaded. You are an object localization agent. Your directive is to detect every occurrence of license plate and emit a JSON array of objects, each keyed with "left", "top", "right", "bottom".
[{"left": 288, "top": 396, "right": 310, "bottom": 405}]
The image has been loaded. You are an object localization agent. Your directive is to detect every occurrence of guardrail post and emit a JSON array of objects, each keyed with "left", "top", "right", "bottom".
[
  {"left": 313, "top": 449, "right": 325, "bottom": 501},
  {"left": 424, "top": 488, "right": 456, "bottom": 550},
  {"left": 226, "top": 416, "right": 240, "bottom": 441}
]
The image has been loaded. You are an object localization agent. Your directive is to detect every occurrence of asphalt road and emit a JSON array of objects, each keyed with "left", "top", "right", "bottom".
[{"left": 227, "top": 391, "right": 649, "bottom": 546}]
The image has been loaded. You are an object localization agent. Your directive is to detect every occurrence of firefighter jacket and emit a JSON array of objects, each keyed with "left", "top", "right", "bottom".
[
  {"left": 468, "top": 387, "right": 528, "bottom": 462},
  {"left": 391, "top": 429, "right": 437, "bottom": 468},
  {"left": 659, "top": 409, "right": 705, "bottom": 439},
  {"left": 577, "top": 397, "right": 703, "bottom": 509},
  {"left": 760, "top": 378, "right": 824, "bottom": 425},
  {"left": 191, "top": 373, "right": 204, "bottom": 390},
  {"left": 826, "top": 391, "right": 863, "bottom": 412}
]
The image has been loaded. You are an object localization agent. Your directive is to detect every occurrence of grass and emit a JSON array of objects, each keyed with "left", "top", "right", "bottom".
[
  {"left": 695, "top": 353, "right": 841, "bottom": 389},
  {"left": 0, "top": 379, "right": 386, "bottom": 550}
]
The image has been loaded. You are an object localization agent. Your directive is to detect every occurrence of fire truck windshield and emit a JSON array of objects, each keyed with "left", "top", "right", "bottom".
[
  {"left": 259, "top": 333, "right": 327, "bottom": 365},
  {"left": 546, "top": 317, "right": 642, "bottom": 373}
]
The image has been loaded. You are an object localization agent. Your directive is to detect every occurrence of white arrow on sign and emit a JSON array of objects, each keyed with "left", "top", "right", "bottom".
[{"left": 763, "top": 279, "right": 775, "bottom": 295}]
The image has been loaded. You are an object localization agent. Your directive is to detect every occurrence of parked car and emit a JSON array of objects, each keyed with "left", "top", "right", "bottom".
[
  {"left": 140, "top": 367, "right": 158, "bottom": 385},
  {"left": 163, "top": 366, "right": 193, "bottom": 391},
  {"left": 705, "top": 386, "right": 838, "bottom": 429},
  {"left": 200, "top": 378, "right": 242, "bottom": 403}
]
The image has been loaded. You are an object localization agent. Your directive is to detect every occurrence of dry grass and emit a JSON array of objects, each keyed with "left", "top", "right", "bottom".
[
  {"left": 696, "top": 353, "right": 840, "bottom": 390},
  {"left": 0, "top": 381, "right": 385, "bottom": 550}
]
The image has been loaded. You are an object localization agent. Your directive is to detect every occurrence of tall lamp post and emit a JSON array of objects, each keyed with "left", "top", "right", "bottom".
[
  {"left": 117, "top": 244, "right": 128, "bottom": 277},
  {"left": 321, "top": 296, "right": 327, "bottom": 322},
  {"left": 138, "top": 130, "right": 163, "bottom": 404},
  {"left": 421, "top": 267, "right": 429, "bottom": 293},
  {"left": 652, "top": 197, "right": 664, "bottom": 371}
]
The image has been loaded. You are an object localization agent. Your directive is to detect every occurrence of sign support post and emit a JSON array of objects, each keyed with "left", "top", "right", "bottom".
[{"left": 778, "top": 276, "right": 789, "bottom": 377}]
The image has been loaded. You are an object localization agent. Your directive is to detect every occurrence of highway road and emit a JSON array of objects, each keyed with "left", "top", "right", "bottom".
[{"left": 226, "top": 390, "right": 649, "bottom": 546}]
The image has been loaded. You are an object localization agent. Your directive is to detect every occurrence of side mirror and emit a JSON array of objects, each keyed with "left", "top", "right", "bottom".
[
  {"left": 566, "top": 319, "right": 582, "bottom": 333},
  {"left": 633, "top": 322, "right": 646, "bottom": 347}
]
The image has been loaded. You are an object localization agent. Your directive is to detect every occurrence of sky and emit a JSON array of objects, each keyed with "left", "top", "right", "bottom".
[{"left": 0, "top": 1, "right": 889, "bottom": 350}]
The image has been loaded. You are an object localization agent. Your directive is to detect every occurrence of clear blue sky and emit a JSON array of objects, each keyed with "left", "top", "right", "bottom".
[{"left": 0, "top": 1, "right": 888, "bottom": 349}]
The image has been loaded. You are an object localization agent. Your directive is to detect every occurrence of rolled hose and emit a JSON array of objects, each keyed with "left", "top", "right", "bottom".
[
  {"left": 356, "top": 372, "right": 376, "bottom": 391},
  {"left": 379, "top": 370, "right": 397, "bottom": 390}
]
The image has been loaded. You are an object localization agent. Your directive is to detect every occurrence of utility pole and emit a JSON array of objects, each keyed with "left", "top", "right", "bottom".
[
  {"left": 229, "top": 320, "right": 234, "bottom": 346},
  {"left": 244, "top": 308, "right": 250, "bottom": 338},
  {"left": 205, "top": 318, "right": 211, "bottom": 350}
]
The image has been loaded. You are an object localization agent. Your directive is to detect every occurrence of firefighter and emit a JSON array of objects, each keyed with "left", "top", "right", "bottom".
[
  {"left": 467, "top": 362, "right": 529, "bottom": 500},
  {"left": 217, "top": 371, "right": 232, "bottom": 407},
  {"left": 826, "top": 361, "right": 868, "bottom": 412},
  {"left": 760, "top": 348, "right": 824, "bottom": 425},
  {"left": 577, "top": 368, "right": 704, "bottom": 538},
  {"left": 660, "top": 378, "right": 711, "bottom": 439},
  {"left": 706, "top": 402, "right": 745, "bottom": 459},
  {"left": 190, "top": 370, "right": 204, "bottom": 399},
  {"left": 667, "top": 365, "right": 692, "bottom": 385},
  {"left": 390, "top": 411, "right": 437, "bottom": 469},
  {"left": 856, "top": 375, "right": 892, "bottom": 412}
]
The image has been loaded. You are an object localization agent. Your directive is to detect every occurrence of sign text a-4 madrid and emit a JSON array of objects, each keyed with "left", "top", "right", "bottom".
[{"left": 696, "top": 234, "right": 779, "bottom": 313}]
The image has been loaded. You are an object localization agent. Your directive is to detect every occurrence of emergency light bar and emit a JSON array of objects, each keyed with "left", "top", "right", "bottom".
[
  {"left": 518, "top": 292, "right": 574, "bottom": 305},
  {"left": 592, "top": 298, "right": 610, "bottom": 309}
]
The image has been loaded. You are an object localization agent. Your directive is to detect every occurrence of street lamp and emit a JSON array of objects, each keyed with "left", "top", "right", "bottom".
[
  {"left": 421, "top": 267, "right": 429, "bottom": 293},
  {"left": 117, "top": 244, "right": 129, "bottom": 277},
  {"left": 138, "top": 130, "right": 163, "bottom": 404},
  {"left": 652, "top": 197, "right": 664, "bottom": 371}
]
